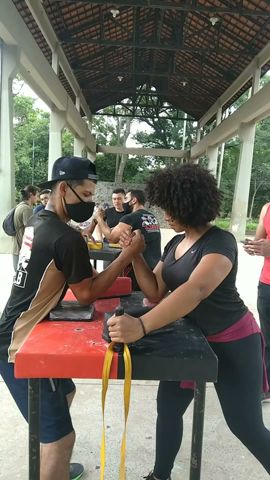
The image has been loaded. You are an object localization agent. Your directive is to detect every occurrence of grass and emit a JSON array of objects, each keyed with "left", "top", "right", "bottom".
[{"left": 214, "top": 218, "right": 258, "bottom": 234}]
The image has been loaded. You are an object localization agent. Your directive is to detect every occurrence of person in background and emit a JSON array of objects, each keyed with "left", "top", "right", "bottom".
[
  {"left": 104, "top": 188, "right": 126, "bottom": 229},
  {"left": 243, "top": 202, "right": 270, "bottom": 401},
  {"left": 33, "top": 189, "right": 51, "bottom": 214},
  {"left": 91, "top": 189, "right": 161, "bottom": 290},
  {"left": 108, "top": 164, "right": 270, "bottom": 480},
  {"left": 0, "top": 156, "right": 143, "bottom": 480},
  {"left": 84, "top": 188, "right": 126, "bottom": 242},
  {"left": 13, "top": 185, "right": 39, "bottom": 271}
]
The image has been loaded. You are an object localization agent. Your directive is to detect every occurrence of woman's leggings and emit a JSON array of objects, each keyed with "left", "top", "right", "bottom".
[{"left": 153, "top": 333, "right": 270, "bottom": 480}]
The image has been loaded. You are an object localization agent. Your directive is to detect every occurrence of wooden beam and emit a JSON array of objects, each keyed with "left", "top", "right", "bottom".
[{"left": 97, "top": 145, "right": 188, "bottom": 158}]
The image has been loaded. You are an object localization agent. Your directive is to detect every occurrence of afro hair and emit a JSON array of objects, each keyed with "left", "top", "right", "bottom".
[{"left": 145, "top": 163, "right": 223, "bottom": 228}]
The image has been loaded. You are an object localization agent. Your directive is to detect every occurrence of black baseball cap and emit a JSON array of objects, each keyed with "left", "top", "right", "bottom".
[{"left": 39, "top": 156, "right": 98, "bottom": 189}]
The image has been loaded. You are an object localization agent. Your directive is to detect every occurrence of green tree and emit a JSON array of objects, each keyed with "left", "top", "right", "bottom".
[{"left": 14, "top": 95, "right": 49, "bottom": 193}]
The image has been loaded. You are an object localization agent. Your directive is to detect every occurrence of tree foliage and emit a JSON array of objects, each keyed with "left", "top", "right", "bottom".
[
  {"left": 14, "top": 95, "right": 49, "bottom": 193},
  {"left": 13, "top": 89, "right": 270, "bottom": 219}
]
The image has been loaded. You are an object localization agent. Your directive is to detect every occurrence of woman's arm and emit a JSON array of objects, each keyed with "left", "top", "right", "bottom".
[
  {"left": 108, "top": 252, "right": 233, "bottom": 343},
  {"left": 131, "top": 254, "right": 168, "bottom": 303}
]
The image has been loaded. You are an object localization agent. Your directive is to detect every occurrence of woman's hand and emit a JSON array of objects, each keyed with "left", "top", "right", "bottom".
[{"left": 107, "top": 313, "right": 145, "bottom": 343}]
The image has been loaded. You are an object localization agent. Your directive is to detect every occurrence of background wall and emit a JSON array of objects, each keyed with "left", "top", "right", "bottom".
[{"left": 96, "top": 181, "right": 167, "bottom": 227}]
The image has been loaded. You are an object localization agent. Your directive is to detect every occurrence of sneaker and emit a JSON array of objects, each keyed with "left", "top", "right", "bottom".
[
  {"left": 143, "top": 473, "right": 171, "bottom": 480},
  {"left": 70, "top": 463, "right": 84, "bottom": 480},
  {"left": 261, "top": 392, "right": 270, "bottom": 403}
]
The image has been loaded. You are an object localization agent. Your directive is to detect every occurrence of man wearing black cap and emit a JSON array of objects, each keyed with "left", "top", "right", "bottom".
[{"left": 0, "top": 156, "right": 144, "bottom": 480}]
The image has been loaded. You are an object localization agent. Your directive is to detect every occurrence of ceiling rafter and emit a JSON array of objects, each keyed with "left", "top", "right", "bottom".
[
  {"left": 60, "top": 35, "right": 257, "bottom": 57},
  {"left": 48, "top": 1, "right": 270, "bottom": 17},
  {"left": 12, "top": 0, "right": 270, "bottom": 121}
]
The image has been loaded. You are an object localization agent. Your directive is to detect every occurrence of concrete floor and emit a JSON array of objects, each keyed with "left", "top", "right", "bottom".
[{"left": 0, "top": 231, "right": 269, "bottom": 480}]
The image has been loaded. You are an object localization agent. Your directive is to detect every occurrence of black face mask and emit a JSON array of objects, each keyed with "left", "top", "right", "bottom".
[
  {"left": 123, "top": 201, "right": 133, "bottom": 215},
  {"left": 64, "top": 184, "right": 95, "bottom": 222}
]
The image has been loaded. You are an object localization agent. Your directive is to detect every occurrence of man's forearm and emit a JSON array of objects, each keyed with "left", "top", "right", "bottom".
[
  {"left": 97, "top": 218, "right": 113, "bottom": 240},
  {"left": 81, "top": 249, "right": 135, "bottom": 303}
]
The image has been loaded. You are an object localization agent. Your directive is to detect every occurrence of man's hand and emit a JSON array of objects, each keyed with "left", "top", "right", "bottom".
[
  {"left": 81, "top": 221, "right": 97, "bottom": 240},
  {"left": 94, "top": 207, "right": 105, "bottom": 222},
  {"left": 243, "top": 239, "right": 270, "bottom": 257},
  {"left": 122, "top": 229, "right": 145, "bottom": 256},
  {"left": 107, "top": 313, "right": 145, "bottom": 343}
]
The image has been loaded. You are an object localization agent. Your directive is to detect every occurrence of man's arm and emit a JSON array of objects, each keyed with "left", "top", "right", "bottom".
[
  {"left": 255, "top": 203, "right": 269, "bottom": 240},
  {"left": 97, "top": 218, "right": 132, "bottom": 243},
  {"left": 69, "top": 235, "right": 143, "bottom": 304},
  {"left": 244, "top": 203, "right": 270, "bottom": 257},
  {"left": 22, "top": 207, "right": 34, "bottom": 225}
]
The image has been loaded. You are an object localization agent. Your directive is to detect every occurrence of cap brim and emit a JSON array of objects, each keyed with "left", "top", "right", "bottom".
[
  {"left": 38, "top": 174, "right": 98, "bottom": 189},
  {"left": 38, "top": 180, "right": 58, "bottom": 189}
]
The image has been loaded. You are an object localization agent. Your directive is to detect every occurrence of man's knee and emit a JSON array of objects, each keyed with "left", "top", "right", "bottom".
[{"left": 41, "top": 430, "right": 76, "bottom": 454}]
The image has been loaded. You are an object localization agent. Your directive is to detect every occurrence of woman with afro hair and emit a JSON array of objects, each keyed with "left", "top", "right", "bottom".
[{"left": 108, "top": 163, "right": 270, "bottom": 480}]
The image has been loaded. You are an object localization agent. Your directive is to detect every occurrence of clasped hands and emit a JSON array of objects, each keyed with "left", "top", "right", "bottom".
[{"left": 243, "top": 238, "right": 270, "bottom": 257}]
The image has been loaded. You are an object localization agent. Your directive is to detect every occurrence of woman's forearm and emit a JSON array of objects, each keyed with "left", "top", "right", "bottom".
[
  {"left": 141, "top": 281, "right": 204, "bottom": 334},
  {"left": 132, "top": 255, "right": 163, "bottom": 302}
]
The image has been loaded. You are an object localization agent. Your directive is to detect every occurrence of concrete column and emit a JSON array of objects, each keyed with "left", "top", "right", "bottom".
[
  {"left": 0, "top": 43, "right": 19, "bottom": 252},
  {"left": 217, "top": 143, "right": 225, "bottom": 188},
  {"left": 230, "top": 122, "right": 256, "bottom": 240},
  {"left": 87, "top": 150, "right": 96, "bottom": 162},
  {"left": 74, "top": 137, "right": 85, "bottom": 157},
  {"left": 207, "top": 146, "right": 219, "bottom": 177},
  {"left": 48, "top": 109, "right": 66, "bottom": 178}
]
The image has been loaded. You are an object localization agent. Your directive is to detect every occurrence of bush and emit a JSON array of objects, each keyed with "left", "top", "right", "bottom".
[{"left": 214, "top": 217, "right": 258, "bottom": 233}]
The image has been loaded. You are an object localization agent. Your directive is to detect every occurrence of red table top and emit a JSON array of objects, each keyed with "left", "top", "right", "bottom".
[{"left": 15, "top": 298, "right": 121, "bottom": 379}]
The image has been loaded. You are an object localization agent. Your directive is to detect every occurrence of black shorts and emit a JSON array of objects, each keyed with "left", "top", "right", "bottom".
[{"left": 0, "top": 361, "right": 75, "bottom": 443}]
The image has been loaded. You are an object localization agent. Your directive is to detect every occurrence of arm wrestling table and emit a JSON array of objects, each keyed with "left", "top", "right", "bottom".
[{"left": 15, "top": 296, "right": 218, "bottom": 480}]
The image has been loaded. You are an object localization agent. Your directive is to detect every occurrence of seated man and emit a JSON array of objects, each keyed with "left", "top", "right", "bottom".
[
  {"left": 90, "top": 189, "right": 161, "bottom": 290},
  {"left": 0, "top": 156, "right": 143, "bottom": 480},
  {"left": 33, "top": 189, "right": 51, "bottom": 214},
  {"left": 93, "top": 188, "right": 126, "bottom": 268}
]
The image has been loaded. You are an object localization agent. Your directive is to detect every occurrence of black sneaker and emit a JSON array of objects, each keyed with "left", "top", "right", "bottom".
[
  {"left": 70, "top": 463, "right": 84, "bottom": 480},
  {"left": 143, "top": 473, "right": 171, "bottom": 480}
]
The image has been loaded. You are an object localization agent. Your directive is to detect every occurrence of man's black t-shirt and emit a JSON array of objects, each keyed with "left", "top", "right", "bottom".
[
  {"left": 120, "top": 208, "right": 161, "bottom": 270},
  {"left": 104, "top": 207, "right": 125, "bottom": 228},
  {"left": 0, "top": 210, "right": 92, "bottom": 362},
  {"left": 161, "top": 226, "right": 247, "bottom": 335}
]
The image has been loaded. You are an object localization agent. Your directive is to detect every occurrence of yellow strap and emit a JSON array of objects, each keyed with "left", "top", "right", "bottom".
[{"left": 100, "top": 343, "right": 132, "bottom": 480}]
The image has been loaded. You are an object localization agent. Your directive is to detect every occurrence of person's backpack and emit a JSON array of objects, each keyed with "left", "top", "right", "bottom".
[{"left": 2, "top": 207, "right": 16, "bottom": 236}]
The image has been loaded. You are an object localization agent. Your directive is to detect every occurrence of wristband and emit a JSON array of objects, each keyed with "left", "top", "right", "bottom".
[{"left": 138, "top": 316, "right": 147, "bottom": 337}]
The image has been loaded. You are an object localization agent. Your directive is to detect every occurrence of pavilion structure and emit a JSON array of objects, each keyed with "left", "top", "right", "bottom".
[{"left": 1, "top": 0, "right": 270, "bottom": 251}]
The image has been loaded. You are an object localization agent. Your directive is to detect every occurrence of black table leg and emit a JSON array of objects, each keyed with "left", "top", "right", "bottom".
[
  {"left": 28, "top": 379, "right": 40, "bottom": 480},
  {"left": 189, "top": 381, "right": 206, "bottom": 480}
]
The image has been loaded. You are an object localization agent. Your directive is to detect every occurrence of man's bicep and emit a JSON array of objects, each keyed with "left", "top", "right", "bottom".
[
  {"left": 55, "top": 235, "right": 93, "bottom": 284},
  {"left": 110, "top": 222, "right": 131, "bottom": 242}
]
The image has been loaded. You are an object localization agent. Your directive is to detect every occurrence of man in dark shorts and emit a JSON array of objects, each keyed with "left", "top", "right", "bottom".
[
  {"left": 94, "top": 189, "right": 161, "bottom": 289},
  {"left": 0, "top": 156, "right": 143, "bottom": 480}
]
